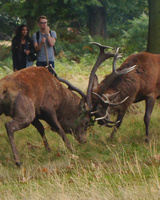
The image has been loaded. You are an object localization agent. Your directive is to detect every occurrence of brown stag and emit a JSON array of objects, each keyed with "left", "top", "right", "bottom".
[
  {"left": 0, "top": 66, "right": 93, "bottom": 166},
  {"left": 88, "top": 43, "right": 160, "bottom": 142}
]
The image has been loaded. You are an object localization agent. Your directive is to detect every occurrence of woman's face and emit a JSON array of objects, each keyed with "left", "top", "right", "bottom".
[{"left": 21, "top": 26, "right": 28, "bottom": 37}]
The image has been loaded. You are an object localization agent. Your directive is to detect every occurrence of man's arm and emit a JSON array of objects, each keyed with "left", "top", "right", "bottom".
[
  {"left": 46, "top": 26, "right": 56, "bottom": 47},
  {"left": 47, "top": 35, "right": 56, "bottom": 47},
  {"left": 34, "top": 37, "right": 46, "bottom": 52}
]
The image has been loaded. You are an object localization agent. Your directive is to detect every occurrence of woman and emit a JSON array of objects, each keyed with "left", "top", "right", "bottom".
[{"left": 12, "top": 24, "right": 36, "bottom": 71}]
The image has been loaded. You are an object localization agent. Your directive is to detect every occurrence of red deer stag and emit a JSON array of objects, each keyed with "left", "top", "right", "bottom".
[
  {"left": 89, "top": 43, "right": 160, "bottom": 142},
  {"left": 0, "top": 66, "right": 94, "bottom": 167}
]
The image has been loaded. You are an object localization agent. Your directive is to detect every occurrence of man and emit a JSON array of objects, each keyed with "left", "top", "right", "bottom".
[{"left": 33, "top": 15, "right": 57, "bottom": 68}]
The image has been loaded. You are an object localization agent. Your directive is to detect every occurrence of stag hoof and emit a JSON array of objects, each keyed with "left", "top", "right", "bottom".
[
  {"left": 67, "top": 144, "right": 73, "bottom": 153},
  {"left": 45, "top": 146, "right": 51, "bottom": 152},
  {"left": 46, "top": 148, "right": 51, "bottom": 153},
  {"left": 145, "top": 137, "right": 150, "bottom": 143},
  {"left": 16, "top": 162, "right": 22, "bottom": 167},
  {"left": 110, "top": 132, "right": 115, "bottom": 140}
]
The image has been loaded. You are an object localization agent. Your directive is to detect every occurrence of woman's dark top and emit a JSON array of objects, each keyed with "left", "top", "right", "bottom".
[{"left": 12, "top": 37, "right": 35, "bottom": 71}]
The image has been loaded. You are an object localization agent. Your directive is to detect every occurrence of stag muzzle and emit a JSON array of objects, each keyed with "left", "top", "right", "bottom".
[{"left": 74, "top": 133, "right": 87, "bottom": 144}]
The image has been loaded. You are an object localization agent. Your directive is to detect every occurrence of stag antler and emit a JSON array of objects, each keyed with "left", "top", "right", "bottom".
[
  {"left": 90, "top": 48, "right": 136, "bottom": 125},
  {"left": 91, "top": 108, "right": 120, "bottom": 127},
  {"left": 92, "top": 92, "right": 129, "bottom": 106},
  {"left": 47, "top": 65, "right": 86, "bottom": 98},
  {"left": 87, "top": 42, "right": 115, "bottom": 109},
  {"left": 100, "top": 48, "right": 136, "bottom": 94}
]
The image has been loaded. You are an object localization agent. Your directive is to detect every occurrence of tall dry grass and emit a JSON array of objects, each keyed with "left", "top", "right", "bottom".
[{"left": 0, "top": 101, "right": 160, "bottom": 199}]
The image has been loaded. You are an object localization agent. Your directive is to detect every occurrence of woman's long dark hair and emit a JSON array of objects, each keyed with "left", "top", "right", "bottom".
[{"left": 13, "top": 24, "right": 30, "bottom": 43}]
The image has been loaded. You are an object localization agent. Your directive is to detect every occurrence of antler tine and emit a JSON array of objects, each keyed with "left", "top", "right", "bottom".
[
  {"left": 95, "top": 109, "right": 109, "bottom": 121},
  {"left": 101, "top": 120, "right": 120, "bottom": 128},
  {"left": 102, "top": 94, "right": 129, "bottom": 105},
  {"left": 93, "top": 109, "right": 120, "bottom": 127},
  {"left": 89, "top": 42, "right": 114, "bottom": 53},
  {"left": 99, "top": 48, "right": 136, "bottom": 95},
  {"left": 112, "top": 47, "right": 122, "bottom": 72},
  {"left": 112, "top": 47, "right": 136, "bottom": 75},
  {"left": 47, "top": 65, "right": 86, "bottom": 98},
  {"left": 91, "top": 107, "right": 119, "bottom": 127},
  {"left": 117, "top": 65, "right": 136, "bottom": 75},
  {"left": 104, "top": 90, "right": 120, "bottom": 100},
  {"left": 92, "top": 92, "right": 129, "bottom": 106}
]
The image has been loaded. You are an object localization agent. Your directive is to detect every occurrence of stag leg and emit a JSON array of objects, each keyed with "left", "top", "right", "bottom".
[
  {"left": 144, "top": 97, "right": 155, "bottom": 142},
  {"left": 31, "top": 119, "right": 51, "bottom": 152},
  {"left": 43, "top": 109, "right": 73, "bottom": 151},
  {"left": 5, "top": 120, "right": 22, "bottom": 167},
  {"left": 110, "top": 113, "right": 125, "bottom": 139},
  {"left": 5, "top": 95, "right": 35, "bottom": 167},
  {"left": 5, "top": 118, "right": 34, "bottom": 167}
]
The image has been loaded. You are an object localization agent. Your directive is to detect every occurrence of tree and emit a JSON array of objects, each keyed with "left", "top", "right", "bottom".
[
  {"left": 86, "top": 1, "right": 107, "bottom": 38},
  {"left": 147, "top": 0, "right": 160, "bottom": 53},
  {"left": 1, "top": 0, "right": 148, "bottom": 39}
]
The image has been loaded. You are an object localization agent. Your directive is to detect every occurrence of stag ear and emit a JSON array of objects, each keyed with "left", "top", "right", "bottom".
[
  {"left": 92, "top": 74, "right": 99, "bottom": 92},
  {"left": 79, "top": 98, "right": 89, "bottom": 112}
]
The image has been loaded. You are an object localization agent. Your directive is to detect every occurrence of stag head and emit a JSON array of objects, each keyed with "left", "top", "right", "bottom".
[
  {"left": 73, "top": 98, "right": 90, "bottom": 143},
  {"left": 87, "top": 43, "right": 136, "bottom": 127}
]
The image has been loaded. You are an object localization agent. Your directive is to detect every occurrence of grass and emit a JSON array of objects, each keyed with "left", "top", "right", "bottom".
[
  {"left": 0, "top": 101, "right": 160, "bottom": 199},
  {"left": 0, "top": 43, "right": 160, "bottom": 199}
]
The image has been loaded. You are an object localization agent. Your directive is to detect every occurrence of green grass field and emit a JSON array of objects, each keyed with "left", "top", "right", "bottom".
[{"left": 0, "top": 43, "right": 160, "bottom": 199}]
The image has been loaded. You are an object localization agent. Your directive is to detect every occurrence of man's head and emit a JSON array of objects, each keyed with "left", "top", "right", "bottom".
[{"left": 37, "top": 15, "right": 48, "bottom": 30}]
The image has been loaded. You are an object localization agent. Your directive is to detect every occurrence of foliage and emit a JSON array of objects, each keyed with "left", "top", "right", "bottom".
[
  {"left": 0, "top": 43, "right": 13, "bottom": 76},
  {"left": 0, "top": 0, "right": 148, "bottom": 37},
  {"left": 121, "top": 13, "right": 149, "bottom": 53}
]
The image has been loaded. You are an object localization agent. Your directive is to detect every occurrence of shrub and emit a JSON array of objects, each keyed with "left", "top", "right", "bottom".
[{"left": 121, "top": 13, "right": 148, "bottom": 54}]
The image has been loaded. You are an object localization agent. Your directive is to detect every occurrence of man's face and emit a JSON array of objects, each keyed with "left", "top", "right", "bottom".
[{"left": 39, "top": 18, "right": 48, "bottom": 30}]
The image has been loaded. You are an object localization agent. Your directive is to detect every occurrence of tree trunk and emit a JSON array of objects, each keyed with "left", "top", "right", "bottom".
[
  {"left": 23, "top": 0, "right": 37, "bottom": 32},
  {"left": 26, "top": 17, "right": 36, "bottom": 32},
  {"left": 87, "top": 5, "right": 107, "bottom": 38},
  {"left": 147, "top": 0, "right": 160, "bottom": 53}
]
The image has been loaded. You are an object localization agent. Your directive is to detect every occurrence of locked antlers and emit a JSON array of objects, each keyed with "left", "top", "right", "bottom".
[{"left": 88, "top": 44, "right": 136, "bottom": 126}]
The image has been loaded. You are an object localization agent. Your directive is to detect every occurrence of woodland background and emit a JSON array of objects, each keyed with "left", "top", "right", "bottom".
[{"left": 0, "top": 0, "right": 159, "bottom": 58}]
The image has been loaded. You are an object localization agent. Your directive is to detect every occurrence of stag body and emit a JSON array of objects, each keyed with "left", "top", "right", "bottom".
[
  {"left": 0, "top": 67, "right": 90, "bottom": 166},
  {"left": 93, "top": 52, "right": 160, "bottom": 140}
]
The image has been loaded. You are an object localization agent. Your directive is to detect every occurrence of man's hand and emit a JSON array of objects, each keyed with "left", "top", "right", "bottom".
[
  {"left": 41, "top": 37, "right": 46, "bottom": 43},
  {"left": 45, "top": 26, "right": 50, "bottom": 34}
]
